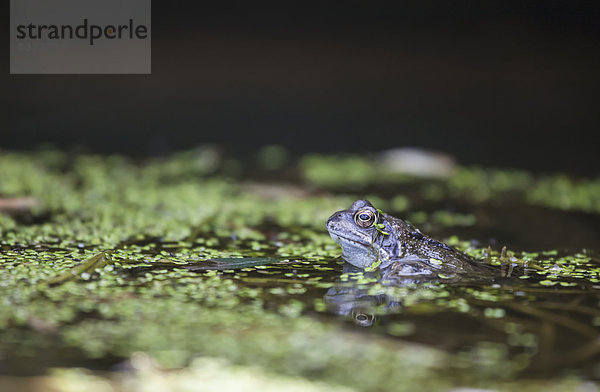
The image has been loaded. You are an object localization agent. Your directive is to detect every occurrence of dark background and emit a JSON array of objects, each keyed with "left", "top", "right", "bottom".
[{"left": 3, "top": 1, "right": 600, "bottom": 174}]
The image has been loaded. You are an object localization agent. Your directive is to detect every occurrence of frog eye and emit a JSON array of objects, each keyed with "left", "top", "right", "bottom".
[
  {"left": 352, "top": 309, "right": 375, "bottom": 327},
  {"left": 354, "top": 209, "right": 376, "bottom": 228}
]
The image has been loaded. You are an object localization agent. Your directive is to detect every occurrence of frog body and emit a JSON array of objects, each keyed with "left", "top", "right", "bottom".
[{"left": 326, "top": 200, "right": 484, "bottom": 275}]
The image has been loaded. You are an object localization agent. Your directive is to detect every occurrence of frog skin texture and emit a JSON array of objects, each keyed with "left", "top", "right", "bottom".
[{"left": 326, "top": 200, "right": 485, "bottom": 276}]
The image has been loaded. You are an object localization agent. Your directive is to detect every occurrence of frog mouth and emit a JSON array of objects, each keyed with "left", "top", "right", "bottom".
[{"left": 329, "top": 232, "right": 371, "bottom": 248}]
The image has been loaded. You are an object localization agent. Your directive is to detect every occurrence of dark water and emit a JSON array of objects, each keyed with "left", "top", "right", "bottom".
[{"left": 225, "top": 256, "right": 600, "bottom": 378}]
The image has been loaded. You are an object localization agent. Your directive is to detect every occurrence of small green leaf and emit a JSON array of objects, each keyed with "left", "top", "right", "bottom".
[{"left": 365, "top": 259, "right": 382, "bottom": 272}]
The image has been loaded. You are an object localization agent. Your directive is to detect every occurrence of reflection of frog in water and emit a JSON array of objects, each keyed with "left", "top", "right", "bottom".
[
  {"left": 324, "top": 264, "right": 462, "bottom": 327},
  {"left": 326, "top": 200, "right": 489, "bottom": 276},
  {"left": 324, "top": 264, "right": 401, "bottom": 327}
]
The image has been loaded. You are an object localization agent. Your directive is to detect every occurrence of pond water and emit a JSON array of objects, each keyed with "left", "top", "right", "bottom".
[{"left": 0, "top": 150, "right": 599, "bottom": 390}]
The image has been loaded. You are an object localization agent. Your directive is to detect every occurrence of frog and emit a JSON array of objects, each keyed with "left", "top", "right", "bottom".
[{"left": 326, "top": 199, "right": 487, "bottom": 276}]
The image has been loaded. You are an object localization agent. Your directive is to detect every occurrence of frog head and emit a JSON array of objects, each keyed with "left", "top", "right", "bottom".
[{"left": 326, "top": 200, "right": 395, "bottom": 269}]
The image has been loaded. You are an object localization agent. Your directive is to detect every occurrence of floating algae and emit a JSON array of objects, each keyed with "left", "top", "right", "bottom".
[
  {"left": 47, "top": 250, "right": 291, "bottom": 285},
  {"left": 1, "top": 150, "right": 599, "bottom": 391}
]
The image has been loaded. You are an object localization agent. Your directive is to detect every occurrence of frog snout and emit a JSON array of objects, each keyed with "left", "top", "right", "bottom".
[{"left": 326, "top": 213, "right": 343, "bottom": 230}]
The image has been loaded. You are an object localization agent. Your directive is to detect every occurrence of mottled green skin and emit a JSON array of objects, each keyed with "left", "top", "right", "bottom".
[{"left": 326, "top": 200, "right": 483, "bottom": 276}]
